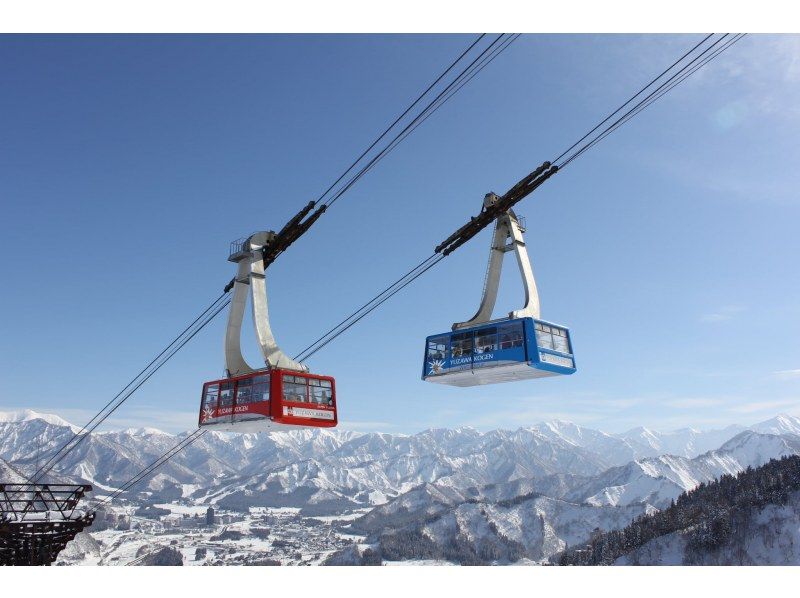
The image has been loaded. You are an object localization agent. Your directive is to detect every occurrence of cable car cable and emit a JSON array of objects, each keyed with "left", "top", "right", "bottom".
[
  {"left": 242, "top": 34, "right": 520, "bottom": 358},
  {"left": 293, "top": 253, "right": 443, "bottom": 362},
  {"left": 30, "top": 36, "right": 517, "bottom": 483},
  {"left": 551, "top": 33, "right": 715, "bottom": 166},
  {"left": 296, "top": 254, "right": 446, "bottom": 361},
  {"left": 320, "top": 33, "right": 515, "bottom": 211},
  {"left": 99, "top": 429, "right": 207, "bottom": 506},
  {"left": 352, "top": 33, "right": 522, "bottom": 178},
  {"left": 557, "top": 33, "right": 743, "bottom": 169},
  {"left": 261, "top": 34, "right": 513, "bottom": 268},
  {"left": 434, "top": 33, "right": 741, "bottom": 255},
  {"left": 292, "top": 33, "right": 745, "bottom": 360},
  {"left": 259, "top": 34, "right": 513, "bottom": 268},
  {"left": 34, "top": 298, "right": 229, "bottom": 483},
  {"left": 49, "top": 33, "right": 744, "bottom": 504},
  {"left": 558, "top": 33, "right": 747, "bottom": 169},
  {"left": 32, "top": 295, "right": 231, "bottom": 483},
  {"left": 31, "top": 291, "right": 230, "bottom": 482},
  {"left": 92, "top": 429, "right": 208, "bottom": 511},
  {"left": 292, "top": 36, "right": 524, "bottom": 361},
  {"left": 311, "top": 33, "right": 489, "bottom": 207}
]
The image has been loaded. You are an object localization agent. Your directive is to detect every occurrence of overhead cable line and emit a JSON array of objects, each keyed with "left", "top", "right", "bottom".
[
  {"left": 551, "top": 33, "right": 715, "bottom": 166},
  {"left": 34, "top": 34, "right": 515, "bottom": 487},
  {"left": 92, "top": 429, "right": 208, "bottom": 511},
  {"left": 77, "top": 33, "right": 745, "bottom": 510},
  {"left": 292, "top": 35, "right": 527, "bottom": 360},
  {"left": 320, "top": 33, "right": 519, "bottom": 211},
  {"left": 557, "top": 33, "right": 747, "bottom": 169},
  {"left": 294, "top": 253, "right": 444, "bottom": 362},
  {"left": 260, "top": 33, "right": 515, "bottom": 269},
  {"left": 354, "top": 33, "right": 523, "bottom": 178},
  {"left": 312, "top": 33, "right": 488, "bottom": 207},
  {"left": 32, "top": 294, "right": 231, "bottom": 483},
  {"left": 435, "top": 33, "right": 746, "bottom": 253},
  {"left": 294, "top": 33, "right": 746, "bottom": 359}
]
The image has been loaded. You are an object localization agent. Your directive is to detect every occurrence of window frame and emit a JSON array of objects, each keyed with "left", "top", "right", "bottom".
[
  {"left": 474, "top": 326, "right": 499, "bottom": 354},
  {"left": 249, "top": 374, "right": 270, "bottom": 405},
  {"left": 202, "top": 383, "right": 220, "bottom": 411},
  {"left": 427, "top": 335, "right": 449, "bottom": 362},
  {"left": 282, "top": 374, "right": 309, "bottom": 404},
  {"left": 535, "top": 321, "right": 571, "bottom": 355},
  {"left": 218, "top": 381, "right": 235, "bottom": 409},
  {"left": 498, "top": 320, "right": 524, "bottom": 350},
  {"left": 450, "top": 331, "right": 474, "bottom": 358}
]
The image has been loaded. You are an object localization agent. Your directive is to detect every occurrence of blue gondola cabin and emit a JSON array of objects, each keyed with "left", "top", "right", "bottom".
[{"left": 422, "top": 317, "right": 576, "bottom": 387}]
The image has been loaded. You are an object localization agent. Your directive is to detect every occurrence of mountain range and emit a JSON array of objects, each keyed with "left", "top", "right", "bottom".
[{"left": 3, "top": 409, "right": 800, "bottom": 564}]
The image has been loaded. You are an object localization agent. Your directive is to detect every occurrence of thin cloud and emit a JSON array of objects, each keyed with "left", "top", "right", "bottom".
[
  {"left": 774, "top": 369, "right": 800, "bottom": 379},
  {"left": 0, "top": 406, "right": 100, "bottom": 429},
  {"left": 462, "top": 408, "right": 606, "bottom": 430},
  {"left": 664, "top": 397, "right": 726, "bottom": 409},
  {"left": 729, "top": 399, "right": 800, "bottom": 414},
  {"left": 336, "top": 420, "right": 399, "bottom": 433},
  {"left": 103, "top": 408, "right": 197, "bottom": 434},
  {"left": 700, "top": 305, "right": 745, "bottom": 323},
  {"left": 629, "top": 36, "right": 800, "bottom": 206}
]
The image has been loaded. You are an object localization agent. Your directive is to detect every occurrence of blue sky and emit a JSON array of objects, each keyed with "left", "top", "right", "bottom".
[{"left": 1, "top": 34, "right": 799, "bottom": 434}]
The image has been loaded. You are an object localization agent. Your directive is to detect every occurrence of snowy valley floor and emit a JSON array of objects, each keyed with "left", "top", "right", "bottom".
[{"left": 58, "top": 505, "right": 370, "bottom": 566}]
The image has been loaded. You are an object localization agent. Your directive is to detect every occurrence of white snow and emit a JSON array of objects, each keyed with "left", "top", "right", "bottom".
[
  {"left": 2, "top": 408, "right": 799, "bottom": 566},
  {"left": 615, "top": 490, "right": 800, "bottom": 565},
  {"left": 0, "top": 409, "right": 79, "bottom": 431}
]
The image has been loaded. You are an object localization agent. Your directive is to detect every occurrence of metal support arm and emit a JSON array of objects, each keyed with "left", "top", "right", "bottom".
[
  {"left": 452, "top": 202, "right": 540, "bottom": 330},
  {"left": 224, "top": 231, "right": 308, "bottom": 376}
]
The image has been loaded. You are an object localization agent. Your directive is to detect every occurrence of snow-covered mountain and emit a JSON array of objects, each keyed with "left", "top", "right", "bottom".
[
  {"left": 530, "top": 420, "right": 641, "bottom": 465},
  {"left": 2, "top": 409, "right": 799, "bottom": 565},
  {"left": 557, "top": 454, "right": 800, "bottom": 566},
  {"left": 0, "top": 415, "right": 614, "bottom": 508},
  {"left": 615, "top": 489, "right": 800, "bottom": 566},
  {"left": 749, "top": 414, "right": 800, "bottom": 437},
  {"left": 617, "top": 424, "right": 748, "bottom": 460},
  {"left": 350, "top": 473, "right": 588, "bottom": 535},
  {"left": 0, "top": 457, "right": 29, "bottom": 484},
  {"left": 2, "top": 410, "right": 799, "bottom": 509},
  {"left": 195, "top": 426, "right": 614, "bottom": 514},
  {"left": 567, "top": 431, "right": 800, "bottom": 509},
  {"left": 0, "top": 409, "right": 80, "bottom": 432},
  {"left": 381, "top": 494, "right": 650, "bottom": 564},
  {"left": 333, "top": 428, "right": 800, "bottom": 564}
]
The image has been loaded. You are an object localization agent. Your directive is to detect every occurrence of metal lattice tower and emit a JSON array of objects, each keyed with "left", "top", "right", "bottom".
[{"left": 0, "top": 483, "right": 94, "bottom": 566}]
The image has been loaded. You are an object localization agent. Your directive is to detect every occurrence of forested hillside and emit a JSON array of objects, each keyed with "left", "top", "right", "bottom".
[{"left": 556, "top": 455, "right": 800, "bottom": 565}]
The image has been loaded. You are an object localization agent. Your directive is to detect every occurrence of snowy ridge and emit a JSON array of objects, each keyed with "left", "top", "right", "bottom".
[
  {"left": 2, "top": 409, "right": 800, "bottom": 565},
  {"left": 617, "top": 424, "right": 749, "bottom": 459},
  {"left": 0, "top": 457, "right": 30, "bottom": 483},
  {"left": 615, "top": 491, "right": 800, "bottom": 565},
  {"left": 338, "top": 432, "right": 800, "bottom": 563},
  {"left": 1, "top": 410, "right": 799, "bottom": 514},
  {"left": 750, "top": 414, "right": 800, "bottom": 437},
  {"left": 568, "top": 430, "right": 800, "bottom": 508},
  {"left": 0, "top": 409, "right": 80, "bottom": 432}
]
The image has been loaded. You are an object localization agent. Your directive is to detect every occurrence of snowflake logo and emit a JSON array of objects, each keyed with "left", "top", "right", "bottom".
[
  {"left": 201, "top": 405, "right": 215, "bottom": 422},
  {"left": 428, "top": 359, "right": 445, "bottom": 375}
]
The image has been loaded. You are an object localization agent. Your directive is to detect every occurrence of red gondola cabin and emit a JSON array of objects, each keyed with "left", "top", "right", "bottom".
[{"left": 199, "top": 369, "right": 337, "bottom": 432}]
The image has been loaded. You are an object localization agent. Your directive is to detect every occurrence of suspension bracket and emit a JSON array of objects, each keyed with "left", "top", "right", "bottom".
[
  {"left": 224, "top": 231, "right": 308, "bottom": 376},
  {"left": 452, "top": 204, "right": 540, "bottom": 330}
]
